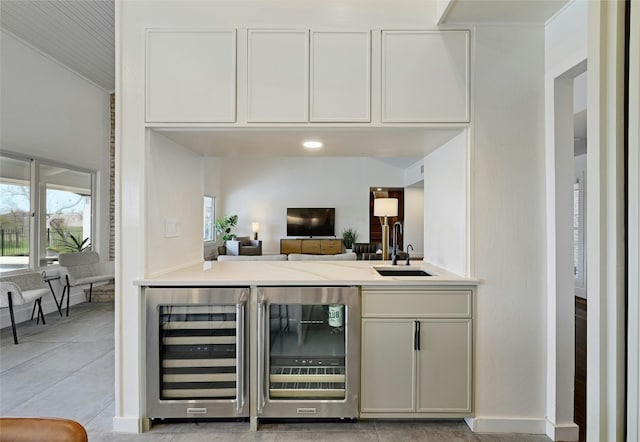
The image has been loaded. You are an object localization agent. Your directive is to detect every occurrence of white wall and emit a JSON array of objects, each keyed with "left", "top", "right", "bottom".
[
  {"left": 545, "top": 0, "right": 588, "bottom": 79},
  {"left": 423, "top": 131, "right": 467, "bottom": 276},
  {"left": 404, "top": 158, "right": 424, "bottom": 186},
  {"left": 147, "top": 132, "right": 204, "bottom": 275},
  {"left": 0, "top": 31, "right": 110, "bottom": 325},
  {"left": 206, "top": 156, "right": 405, "bottom": 254},
  {"left": 468, "top": 25, "right": 547, "bottom": 433},
  {"left": 0, "top": 32, "right": 110, "bottom": 171},
  {"left": 403, "top": 186, "right": 424, "bottom": 258}
]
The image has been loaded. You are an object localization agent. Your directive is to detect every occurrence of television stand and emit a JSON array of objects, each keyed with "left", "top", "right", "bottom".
[{"left": 280, "top": 238, "right": 342, "bottom": 255}]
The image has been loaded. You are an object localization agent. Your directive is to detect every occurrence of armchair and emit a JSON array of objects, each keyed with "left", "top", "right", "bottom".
[
  {"left": 0, "top": 417, "right": 88, "bottom": 442},
  {"left": 225, "top": 236, "right": 262, "bottom": 256},
  {"left": 0, "top": 272, "right": 52, "bottom": 344},
  {"left": 352, "top": 242, "right": 380, "bottom": 260},
  {"left": 58, "top": 251, "right": 114, "bottom": 315}
]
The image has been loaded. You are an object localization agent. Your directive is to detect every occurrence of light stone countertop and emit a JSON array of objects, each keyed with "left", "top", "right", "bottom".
[{"left": 135, "top": 260, "right": 477, "bottom": 287}]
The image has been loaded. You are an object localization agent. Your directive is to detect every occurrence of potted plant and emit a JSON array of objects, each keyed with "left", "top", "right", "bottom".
[
  {"left": 341, "top": 228, "right": 358, "bottom": 253},
  {"left": 62, "top": 234, "right": 91, "bottom": 252},
  {"left": 215, "top": 214, "right": 238, "bottom": 255}
]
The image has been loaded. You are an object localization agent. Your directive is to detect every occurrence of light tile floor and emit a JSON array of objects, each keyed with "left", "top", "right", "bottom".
[{"left": 1, "top": 301, "right": 551, "bottom": 441}]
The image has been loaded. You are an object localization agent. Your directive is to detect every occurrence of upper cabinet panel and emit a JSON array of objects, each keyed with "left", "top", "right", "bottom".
[
  {"left": 310, "top": 31, "right": 371, "bottom": 122},
  {"left": 382, "top": 30, "right": 470, "bottom": 123},
  {"left": 247, "top": 29, "right": 309, "bottom": 123},
  {"left": 146, "top": 30, "right": 236, "bottom": 123}
]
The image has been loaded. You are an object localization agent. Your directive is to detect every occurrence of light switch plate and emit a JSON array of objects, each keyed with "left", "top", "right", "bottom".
[{"left": 164, "top": 219, "right": 179, "bottom": 238}]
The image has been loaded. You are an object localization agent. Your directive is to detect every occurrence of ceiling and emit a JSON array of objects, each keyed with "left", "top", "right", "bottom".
[
  {"left": 156, "top": 127, "right": 463, "bottom": 164},
  {"left": 0, "top": 0, "right": 114, "bottom": 91}
]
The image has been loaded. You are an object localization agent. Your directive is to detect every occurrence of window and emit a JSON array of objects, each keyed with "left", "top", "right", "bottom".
[
  {"left": 39, "top": 164, "right": 93, "bottom": 267},
  {"left": 0, "top": 152, "right": 95, "bottom": 273},
  {"left": 204, "top": 195, "right": 215, "bottom": 241},
  {"left": 573, "top": 175, "right": 586, "bottom": 293},
  {"left": 0, "top": 156, "right": 31, "bottom": 272}
]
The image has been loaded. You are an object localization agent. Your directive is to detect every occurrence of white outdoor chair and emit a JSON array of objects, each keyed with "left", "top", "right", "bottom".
[
  {"left": 58, "top": 251, "right": 114, "bottom": 315},
  {"left": 0, "top": 272, "right": 50, "bottom": 344}
]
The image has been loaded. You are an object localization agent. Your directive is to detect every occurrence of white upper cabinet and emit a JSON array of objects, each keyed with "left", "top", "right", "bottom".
[
  {"left": 146, "top": 30, "right": 236, "bottom": 123},
  {"left": 381, "top": 30, "right": 470, "bottom": 123},
  {"left": 247, "top": 29, "right": 309, "bottom": 122},
  {"left": 145, "top": 28, "right": 470, "bottom": 125},
  {"left": 310, "top": 31, "right": 371, "bottom": 122}
]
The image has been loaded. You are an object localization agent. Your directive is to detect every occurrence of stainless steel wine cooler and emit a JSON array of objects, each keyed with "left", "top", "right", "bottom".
[
  {"left": 145, "top": 287, "right": 249, "bottom": 419},
  {"left": 257, "top": 286, "right": 360, "bottom": 418}
]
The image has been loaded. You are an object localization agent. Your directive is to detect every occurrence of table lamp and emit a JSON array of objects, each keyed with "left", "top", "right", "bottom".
[
  {"left": 252, "top": 222, "right": 260, "bottom": 240},
  {"left": 373, "top": 198, "right": 398, "bottom": 261}
]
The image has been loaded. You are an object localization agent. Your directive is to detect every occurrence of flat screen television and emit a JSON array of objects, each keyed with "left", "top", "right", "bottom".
[{"left": 287, "top": 208, "right": 335, "bottom": 237}]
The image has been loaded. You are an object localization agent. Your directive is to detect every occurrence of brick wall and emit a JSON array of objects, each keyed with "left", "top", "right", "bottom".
[{"left": 109, "top": 93, "right": 115, "bottom": 261}]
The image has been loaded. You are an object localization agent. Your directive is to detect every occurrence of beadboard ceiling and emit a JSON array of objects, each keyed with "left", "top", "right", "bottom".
[{"left": 1, "top": 0, "right": 115, "bottom": 92}]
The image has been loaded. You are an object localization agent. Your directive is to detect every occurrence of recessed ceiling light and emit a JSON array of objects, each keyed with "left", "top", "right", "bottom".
[{"left": 303, "top": 140, "right": 323, "bottom": 149}]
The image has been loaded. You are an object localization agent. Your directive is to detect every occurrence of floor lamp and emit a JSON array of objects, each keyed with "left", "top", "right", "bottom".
[{"left": 373, "top": 198, "right": 398, "bottom": 261}]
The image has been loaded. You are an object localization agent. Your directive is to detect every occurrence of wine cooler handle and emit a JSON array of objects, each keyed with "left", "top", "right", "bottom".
[
  {"left": 257, "top": 300, "right": 266, "bottom": 414},
  {"left": 236, "top": 303, "right": 245, "bottom": 413}
]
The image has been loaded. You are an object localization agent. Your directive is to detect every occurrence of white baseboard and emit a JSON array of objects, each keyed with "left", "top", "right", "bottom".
[
  {"left": 545, "top": 420, "right": 579, "bottom": 441},
  {"left": 112, "top": 416, "right": 142, "bottom": 433},
  {"left": 465, "top": 416, "right": 578, "bottom": 440},
  {"left": 465, "top": 416, "right": 547, "bottom": 434}
]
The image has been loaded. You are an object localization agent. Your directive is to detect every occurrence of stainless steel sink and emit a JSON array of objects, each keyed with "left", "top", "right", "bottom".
[{"left": 374, "top": 266, "right": 432, "bottom": 277}]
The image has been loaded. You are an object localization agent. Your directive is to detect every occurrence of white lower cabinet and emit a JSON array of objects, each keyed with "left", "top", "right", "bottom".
[{"left": 360, "top": 288, "right": 472, "bottom": 417}]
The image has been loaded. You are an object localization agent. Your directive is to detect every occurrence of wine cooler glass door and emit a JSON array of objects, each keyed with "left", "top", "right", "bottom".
[
  {"left": 146, "top": 287, "right": 249, "bottom": 419},
  {"left": 257, "top": 287, "right": 360, "bottom": 418}
]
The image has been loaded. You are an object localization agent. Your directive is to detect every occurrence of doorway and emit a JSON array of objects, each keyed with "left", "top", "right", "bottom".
[
  {"left": 369, "top": 188, "right": 404, "bottom": 252},
  {"left": 572, "top": 71, "right": 588, "bottom": 442},
  {"left": 547, "top": 58, "right": 587, "bottom": 442}
]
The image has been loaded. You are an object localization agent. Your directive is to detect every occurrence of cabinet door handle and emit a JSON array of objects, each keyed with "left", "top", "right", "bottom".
[
  {"left": 235, "top": 303, "right": 245, "bottom": 413},
  {"left": 413, "top": 320, "right": 419, "bottom": 351},
  {"left": 257, "top": 300, "right": 266, "bottom": 414},
  {"left": 415, "top": 321, "right": 421, "bottom": 351}
]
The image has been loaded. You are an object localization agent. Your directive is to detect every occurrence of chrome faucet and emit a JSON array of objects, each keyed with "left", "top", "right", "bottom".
[
  {"left": 391, "top": 222, "right": 403, "bottom": 265},
  {"left": 406, "top": 244, "right": 414, "bottom": 266}
]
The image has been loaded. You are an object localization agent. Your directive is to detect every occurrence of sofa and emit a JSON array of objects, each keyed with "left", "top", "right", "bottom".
[
  {"left": 225, "top": 236, "right": 262, "bottom": 256},
  {"left": 288, "top": 253, "right": 356, "bottom": 261},
  {"left": 217, "top": 254, "right": 286, "bottom": 261},
  {"left": 217, "top": 253, "right": 356, "bottom": 261},
  {"left": 351, "top": 242, "right": 408, "bottom": 261}
]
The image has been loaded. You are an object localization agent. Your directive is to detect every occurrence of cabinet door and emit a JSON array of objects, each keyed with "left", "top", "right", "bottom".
[
  {"left": 320, "top": 239, "right": 342, "bottom": 255},
  {"left": 247, "top": 29, "right": 309, "bottom": 122},
  {"left": 146, "top": 30, "right": 236, "bottom": 123},
  {"left": 381, "top": 30, "right": 469, "bottom": 123},
  {"left": 280, "top": 239, "right": 301, "bottom": 254},
  {"left": 310, "top": 31, "right": 370, "bottom": 122},
  {"left": 361, "top": 319, "right": 416, "bottom": 412},
  {"left": 416, "top": 319, "right": 472, "bottom": 413},
  {"left": 301, "top": 240, "right": 321, "bottom": 254}
]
